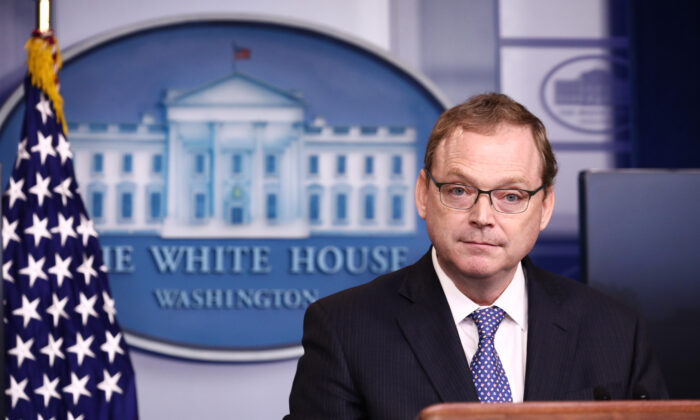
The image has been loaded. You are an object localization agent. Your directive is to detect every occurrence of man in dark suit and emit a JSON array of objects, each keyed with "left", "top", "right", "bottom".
[{"left": 285, "top": 93, "right": 667, "bottom": 419}]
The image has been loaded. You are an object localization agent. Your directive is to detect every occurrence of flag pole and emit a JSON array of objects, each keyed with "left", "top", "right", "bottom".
[
  {"left": 37, "top": 0, "right": 51, "bottom": 33},
  {"left": 232, "top": 42, "right": 238, "bottom": 72}
]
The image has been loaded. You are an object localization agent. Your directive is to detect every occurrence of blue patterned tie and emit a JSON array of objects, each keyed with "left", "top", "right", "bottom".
[{"left": 469, "top": 306, "right": 513, "bottom": 403}]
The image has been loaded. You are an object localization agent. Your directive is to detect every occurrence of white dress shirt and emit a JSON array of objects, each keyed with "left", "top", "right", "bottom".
[{"left": 432, "top": 247, "right": 528, "bottom": 402}]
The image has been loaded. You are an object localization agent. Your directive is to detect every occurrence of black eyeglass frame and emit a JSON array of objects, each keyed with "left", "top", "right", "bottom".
[{"left": 424, "top": 169, "right": 545, "bottom": 214}]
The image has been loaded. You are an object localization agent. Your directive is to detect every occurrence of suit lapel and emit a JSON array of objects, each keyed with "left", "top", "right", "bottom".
[
  {"left": 396, "top": 252, "right": 479, "bottom": 402},
  {"left": 523, "top": 258, "right": 580, "bottom": 400}
]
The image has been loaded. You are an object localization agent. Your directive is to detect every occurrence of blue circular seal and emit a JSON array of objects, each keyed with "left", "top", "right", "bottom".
[
  {"left": 540, "top": 54, "right": 630, "bottom": 135},
  {"left": 0, "top": 15, "right": 448, "bottom": 361}
]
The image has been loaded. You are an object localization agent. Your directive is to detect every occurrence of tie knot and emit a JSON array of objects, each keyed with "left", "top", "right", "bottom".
[{"left": 470, "top": 306, "right": 505, "bottom": 339}]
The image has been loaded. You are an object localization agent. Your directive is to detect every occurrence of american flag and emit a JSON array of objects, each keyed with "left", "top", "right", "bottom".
[
  {"left": 2, "top": 33, "right": 138, "bottom": 419},
  {"left": 234, "top": 45, "right": 251, "bottom": 60}
]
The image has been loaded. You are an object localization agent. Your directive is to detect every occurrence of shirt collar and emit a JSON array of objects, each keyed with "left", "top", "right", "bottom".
[{"left": 432, "top": 247, "right": 527, "bottom": 331}]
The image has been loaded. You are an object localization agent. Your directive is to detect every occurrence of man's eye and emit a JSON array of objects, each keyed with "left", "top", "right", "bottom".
[
  {"left": 497, "top": 190, "right": 526, "bottom": 202},
  {"left": 447, "top": 186, "right": 467, "bottom": 196}
]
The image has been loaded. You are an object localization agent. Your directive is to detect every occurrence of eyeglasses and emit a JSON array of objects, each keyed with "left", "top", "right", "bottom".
[{"left": 425, "top": 169, "right": 544, "bottom": 214}]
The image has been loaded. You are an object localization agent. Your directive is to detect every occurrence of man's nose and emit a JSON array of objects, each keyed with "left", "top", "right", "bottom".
[{"left": 469, "top": 192, "right": 495, "bottom": 227}]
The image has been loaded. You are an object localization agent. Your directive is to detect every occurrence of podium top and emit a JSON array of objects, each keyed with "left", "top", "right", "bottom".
[{"left": 418, "top": 400, "right": 700, "bottom": 420}]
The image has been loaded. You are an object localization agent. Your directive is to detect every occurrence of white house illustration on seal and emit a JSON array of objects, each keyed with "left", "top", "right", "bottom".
[{"left": 69, "top": 72, "right": 417, "bottom": 238}]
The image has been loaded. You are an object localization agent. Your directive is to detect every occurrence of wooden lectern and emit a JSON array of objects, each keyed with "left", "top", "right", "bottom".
[{"left": 417, "top": 401, "right": 700, "bottom": 420}]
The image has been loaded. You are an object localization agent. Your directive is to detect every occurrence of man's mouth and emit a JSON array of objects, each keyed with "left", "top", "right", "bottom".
[{"left": 462, "top": 240, "right": 499, "bottom": 247}]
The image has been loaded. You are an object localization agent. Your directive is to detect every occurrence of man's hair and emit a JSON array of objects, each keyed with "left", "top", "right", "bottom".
[{"left": 424, "top": 93, "right": 558, "bottom": 188}]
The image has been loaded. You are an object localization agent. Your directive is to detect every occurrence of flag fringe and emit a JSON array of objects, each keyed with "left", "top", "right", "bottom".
[{"left": 25, "top": 35, "right": 67, "bottom": 134}]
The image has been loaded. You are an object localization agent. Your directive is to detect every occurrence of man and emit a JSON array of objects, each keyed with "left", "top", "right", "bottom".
[{"left": 285, "top": 93, "right": 667, "bottom": 419}]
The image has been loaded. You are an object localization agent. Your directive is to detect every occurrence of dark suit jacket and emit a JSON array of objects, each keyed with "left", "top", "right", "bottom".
[{"left": 286, "top": 250, "right": 667, "bottom": 420}]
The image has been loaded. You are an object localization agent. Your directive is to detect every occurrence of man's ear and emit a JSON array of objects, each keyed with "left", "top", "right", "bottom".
[
  {"left": 415, "top": 169, "right": 428, "bottom": 220},
  {"left": 539, "top": 185, "right": 555, "bottom": 231}
]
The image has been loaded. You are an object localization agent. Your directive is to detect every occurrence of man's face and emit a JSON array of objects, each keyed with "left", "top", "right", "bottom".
[{"left": 415, "top": 123, "right": 555, "bottom": 285}]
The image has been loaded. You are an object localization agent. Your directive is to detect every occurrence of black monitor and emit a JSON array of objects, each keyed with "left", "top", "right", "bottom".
[
  {"left": 0, "top": 163, "right": 3, "bottom": 418},
  {"left": 579, "top": 169, "right": 700, "bottom": 398}
]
